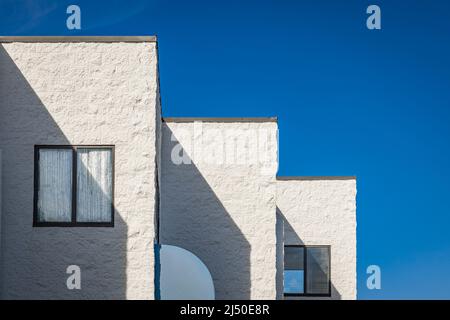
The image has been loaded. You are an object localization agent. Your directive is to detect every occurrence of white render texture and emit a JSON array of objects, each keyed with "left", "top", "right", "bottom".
[
  {"left": 160, "top": 120, "right": 279, "bottom": 299},
  {"left": 0, "top": 38, "right": 358, "bottom": 301},
  {"left": 276, "top": 178, "right": 357, "bottom": 300},
  {"left": 0, "top": 41, "right": 159, "bottom": 299}
]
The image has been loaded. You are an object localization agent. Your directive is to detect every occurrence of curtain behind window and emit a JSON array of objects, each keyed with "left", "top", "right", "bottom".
[
  {"left": 37, "top": 149, "right": 72, "bottom": 222},
  {"left": 76, "top": 148, "right": 112, "bottom": 222},
  {"left": 306, "top": 247, "right": 330, "bottom": 294}
]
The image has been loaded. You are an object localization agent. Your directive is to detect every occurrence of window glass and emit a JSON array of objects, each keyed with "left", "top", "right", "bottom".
[
  {"left": 284, "top": 247, "right": 304, "bottom": 294},
  {"left": 37, "top": 149, "right": 72, "bottom": 222},
  {"left": 306, "top": 247, "right": 330, "bottom": 294},
  {"left": 76, "top": 148, "right": 113, "bottom": 222},
  {"left": 284, "top": 270, "right": 304, "bottom": 294}
]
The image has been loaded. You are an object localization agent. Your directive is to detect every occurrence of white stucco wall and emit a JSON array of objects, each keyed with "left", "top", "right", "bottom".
[
  {"left": 160, "top": 120, "right": 278, "bottom": 299},
  {"left": 276, "top": 178, "right": 357, "bottom": 300},
  {"left": 0, "top": 40, "right": 159, "bottom": 299}
]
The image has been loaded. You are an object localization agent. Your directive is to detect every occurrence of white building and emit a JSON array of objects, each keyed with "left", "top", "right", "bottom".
[{"left": 0, "top": 36, "right": 356, "bottom": 300}]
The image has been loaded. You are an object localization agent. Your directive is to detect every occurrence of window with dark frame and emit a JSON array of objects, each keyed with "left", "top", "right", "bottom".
[
  {"left": 34, "top": 145, "right": 114, "bottom": 227},
  {"left": 284, "top": 245, "right": 331, "bottom": 296}
]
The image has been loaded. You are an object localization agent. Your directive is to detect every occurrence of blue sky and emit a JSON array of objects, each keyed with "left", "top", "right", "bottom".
[{"left": 1, "top": 0, "right": 450, "bottom": 299}]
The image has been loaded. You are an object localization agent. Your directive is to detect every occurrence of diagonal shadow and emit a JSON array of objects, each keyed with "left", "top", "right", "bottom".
[
  {"left": 276, "top": 207, "right": 342, "bottom": 300},
  {"left": 160, "top": 123, "right": 252, "bottom": 299},
  {"left": 0, "top": 44, "right": 128, "bottom": 299}
]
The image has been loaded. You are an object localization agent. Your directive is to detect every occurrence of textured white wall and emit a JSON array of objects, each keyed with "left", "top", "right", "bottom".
[
  {"left": 276, "top": 178, "right": 357, "bottom": 300},
  {"left": 160, "top": 120, "right": 278, "bottom": 299},
  {"left": 0, "top": 41, "right": 159, "bottom": 299}
]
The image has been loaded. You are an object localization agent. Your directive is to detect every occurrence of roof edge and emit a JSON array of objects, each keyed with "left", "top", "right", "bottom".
[
  {"left": 277, "top": 176, "right": 356, "bottom": 181},
  {"left": 0, "top": 36, "right": 157, "bottom": 43},
  {"left": 163, "top": 117, "right": 278, "bottom": 123}
]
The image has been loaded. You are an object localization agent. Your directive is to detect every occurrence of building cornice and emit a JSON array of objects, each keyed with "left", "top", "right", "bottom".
[
  {"left": 277, "top": 176, "right": 356, "bottom": 181},
  {"left": 0, "top": 36, "right": 157, "bottom": 43},
  {"left": 163, "top": 117, "right": 278, "bottom": 123}
]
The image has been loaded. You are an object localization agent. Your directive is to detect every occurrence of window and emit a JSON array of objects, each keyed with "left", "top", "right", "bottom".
[
  {"left": 284, "top": 245, "right": 330, "bottom": 296},
  {"left": 284, "top": 246, "right": 305, "bottom": 294},
  {"left": 34, "top": 146, "right": 114, "bottom": 227}
]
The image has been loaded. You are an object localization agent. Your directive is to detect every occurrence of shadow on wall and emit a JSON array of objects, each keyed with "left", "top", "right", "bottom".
[
  {"left": 160, "top": 124, "right": 251, "bottom": 299},
  {"left": 276, "top": 207, "right": 342, "bottom": 300},
  {"left": 0, "top": 45, "right": 128, "bottom": 299}
]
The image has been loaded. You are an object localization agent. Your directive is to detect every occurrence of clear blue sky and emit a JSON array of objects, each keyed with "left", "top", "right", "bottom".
[{"left": 2, "top": 0, "right": 450, "bottom": 299}]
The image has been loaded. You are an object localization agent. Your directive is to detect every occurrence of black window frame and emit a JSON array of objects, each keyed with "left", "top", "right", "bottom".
[
  {"left": 33, "top": 145, "right": 115, "bottom": 227},
  {"left": 283, "top": 244, "right": 331, "bottom": 297}
]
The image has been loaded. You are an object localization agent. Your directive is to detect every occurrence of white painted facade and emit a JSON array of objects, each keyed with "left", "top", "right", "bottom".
[
  {"left": 0, "top": 38, "right": 159, "bottom": 299},
  {"left": 160, "top": 120, "right": 278, "bottom": 299},
  {"left": 0, "top": 37, "right": 356, "bottom": 300},
  {"left": 277, "top": 178, "right": 357, "bottom": 299}
]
